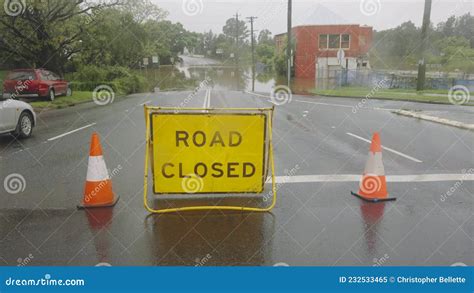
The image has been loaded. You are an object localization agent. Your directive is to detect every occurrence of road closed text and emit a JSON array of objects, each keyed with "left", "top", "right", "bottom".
[{"left": 151, "top": 113, "right": 267, "bottom": 193}]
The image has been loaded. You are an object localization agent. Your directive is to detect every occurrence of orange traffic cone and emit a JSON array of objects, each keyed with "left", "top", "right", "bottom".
[
  {"left": 77, "top": 133, "right": 119, "bottom": 209},
  {"left": 351, "top": 133, "right": 396, "bottom": 203}
]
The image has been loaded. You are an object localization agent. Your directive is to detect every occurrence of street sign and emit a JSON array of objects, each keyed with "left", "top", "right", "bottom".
[
  {"left": 152, "top": 56, "right": 159, "bottom": 64},
  {"left": 151, "top": 113, "right": 266, "bottom": 194},
  {"left": 143, "top": 107, "right": 277, "bottom": 214},
  {"left": 143, "top": 58, "right": 149, "bottom": 66}
]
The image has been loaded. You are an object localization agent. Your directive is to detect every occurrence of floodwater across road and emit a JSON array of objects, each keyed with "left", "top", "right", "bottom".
[{"left": 0, "top": 57, "right": 473, "bottom": 267}]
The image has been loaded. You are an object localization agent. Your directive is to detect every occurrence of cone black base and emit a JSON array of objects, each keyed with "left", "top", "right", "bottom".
[
  {"left": 77, "top": 195, "right": 120, "bottom": 210},
  {"left": 351, "top": 191, "right": 396, "bottom": 203}
]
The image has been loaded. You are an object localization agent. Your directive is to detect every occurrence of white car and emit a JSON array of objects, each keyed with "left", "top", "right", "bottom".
[{"left": 0, "top": 98, "right": 36, "bottom": 138}]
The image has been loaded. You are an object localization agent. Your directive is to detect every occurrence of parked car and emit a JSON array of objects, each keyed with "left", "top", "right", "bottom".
[
  {"left": 0, "top": 97, "right": 36, "bottom": 138},
  {"left": 2, "top": 69, "right": 71, "bottom": 101}
]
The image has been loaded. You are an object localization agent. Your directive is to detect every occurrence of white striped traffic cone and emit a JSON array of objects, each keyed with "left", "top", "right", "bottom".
[
  {"left": 351, "top": 132, "right": 396, "bottom": 203},
  {"left": 78, "top": 133, "right": 119, "bottom": 209}
]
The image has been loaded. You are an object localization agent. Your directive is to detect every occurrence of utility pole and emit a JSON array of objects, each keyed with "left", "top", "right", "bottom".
[
  {"left": 234, "top": 13, "right": 240, "bottom": 66},
  {"left": 287, "top": 0, "right": 292, "bottom": 87},
  {"left": 247, "top": 16, "right": 258, "bottom": 91},
  {"left": 416, "top": 0, "right": 432, "bottom": 91}
]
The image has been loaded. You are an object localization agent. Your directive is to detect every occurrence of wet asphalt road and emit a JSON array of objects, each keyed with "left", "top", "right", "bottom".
[{"left": 0, "top": 87, "right": 473, "bottom": 266}]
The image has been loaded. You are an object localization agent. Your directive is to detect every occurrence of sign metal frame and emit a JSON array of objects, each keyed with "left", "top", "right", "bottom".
[{"left": 143, "top": 105, "right": 277, "bottom": 214}]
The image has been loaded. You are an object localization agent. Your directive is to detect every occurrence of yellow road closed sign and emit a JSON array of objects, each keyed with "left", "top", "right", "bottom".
[{"left": 151, "top": 112, "right": 267, "bottom": 194}]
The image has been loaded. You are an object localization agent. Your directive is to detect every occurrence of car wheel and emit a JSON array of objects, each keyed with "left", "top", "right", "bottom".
[
  {"left": 13, "top": 112, "right": 34, "bottom": 138},
  {"left": 66, "top": 87, "right": 72, "bottom": 97},
  {"left": 49, "top": 89, "right": 55, "bottom": 101}
]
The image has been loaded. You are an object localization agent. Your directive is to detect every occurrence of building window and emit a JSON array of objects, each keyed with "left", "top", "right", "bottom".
[
  {"left": 319, "top": 34, "right": 351, "bottom": 50},
  {"left": 328, "top": 34, "right": 340, "bottom": 49},
  {"left": 319, "top": 34, "right": 328, "bottom": 49},
  {"left": 341, "top": 34, "right": 350, "bottom": 49}
]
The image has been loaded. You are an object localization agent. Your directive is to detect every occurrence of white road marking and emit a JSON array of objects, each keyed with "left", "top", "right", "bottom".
[
  {"left": 139, "top": 100, "right": 151, "bottom": 106},
  {"left": 294, "top": 99, "right": 355, "bottom": 109},
  {"left": 269, "top": 173, "right": 474, "bottom": 184},
  {"left": 244, "top": 91, "right": 269, "bottom": 99},
  {"left": 207, "top": 88, "right": 211, "bottom": 108},
  {"left": 244, "top": 91, "right": 397, "bottom": 111},
  {"left": 346, "top": 132, "right": 423, "bottom": 163},
  {"left": 47, "top": 123, "right": 97, "bottom": 142},
  {"left": 203, "top": 88, "right": 211, "bottom": 109}
]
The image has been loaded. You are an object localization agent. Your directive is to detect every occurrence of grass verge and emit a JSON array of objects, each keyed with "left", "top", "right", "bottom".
[
  {"left": 30, "top": 91, "right": 94, "bottom": 109},
  {"left": 311, "top": 87, "right": 463, "bottom": 104}
]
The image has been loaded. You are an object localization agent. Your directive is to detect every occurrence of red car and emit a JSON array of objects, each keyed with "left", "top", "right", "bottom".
[{"left": 2, "top": 69, "right": 71, "bottom": 101}]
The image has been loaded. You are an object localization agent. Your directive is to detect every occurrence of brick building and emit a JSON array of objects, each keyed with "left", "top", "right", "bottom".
[{"left": 275, "top": 25, "right": 373, "bottom": 79}]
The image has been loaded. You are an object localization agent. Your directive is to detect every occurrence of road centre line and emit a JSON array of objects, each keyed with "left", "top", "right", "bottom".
[
  {"left": 203, "top": 88, "right": 211, "bottom": 109},
  {"left": 346, "top": 132, "right": 423, "bottom": 163},
  {"left": 207, "top": 88, "right": 211, "bottom": 108},
  {"left": 47, "top": 123, "right": 97, "bottom": 142},
  {"left": 269, "top": 173, "right": 474, "bottom": 184}
]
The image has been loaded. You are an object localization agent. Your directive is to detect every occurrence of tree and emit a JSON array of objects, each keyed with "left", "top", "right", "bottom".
[
  {"left": 257, "top": 29, "right": 273, "bottom": 45},
  {"left": 256, "top": 43, "right": 274, "bottom": 67},
  {"left": 77, "top": 7, "right": 148, "bottom": 68},
  {"left": 222, "top": 17, "right": 249, "bottom": 44},
  {"left": 122, "top": 0, "right": 168, "bottom": 23},
  {"left": 0, "top": 0, "right": 122, "bottom": 74}
]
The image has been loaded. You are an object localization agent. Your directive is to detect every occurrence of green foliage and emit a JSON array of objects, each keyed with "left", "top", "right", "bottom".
[
  {"left": 71, "top": 65, "right": 149, "bottom": 94},
  {"left": 115, "top": 74, "right": 149, "bottom": 94},
  {"left": 371, "top": 13, "right": 474, "bottom": 73},
  {"left": 256, "top": 44, "right": 275, "bottom": 67},
  {"left": 258, "top": 30, "right": 274, "bottom": 46}
]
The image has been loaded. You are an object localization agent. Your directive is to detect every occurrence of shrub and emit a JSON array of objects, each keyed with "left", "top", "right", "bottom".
[
  {"left": 71, "top": 65, "right": 149, "bottom": 95},
  {"left": 73, "top": 65, "right": 107, "bottom": 82},
  {"left": 116, "top": 75, "right": 149, "bottom": 94},
  {"left": 69, "top": 81, "right": 120, "bottom": 92}
]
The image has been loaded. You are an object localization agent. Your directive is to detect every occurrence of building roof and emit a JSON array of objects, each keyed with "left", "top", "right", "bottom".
[{"left": 275, "top": 24, "right": 373, "bottom": 36}]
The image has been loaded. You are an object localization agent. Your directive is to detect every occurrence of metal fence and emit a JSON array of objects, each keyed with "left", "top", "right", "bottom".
[{"left": 316, "top": 69, "right": 474, "bottom": 91}]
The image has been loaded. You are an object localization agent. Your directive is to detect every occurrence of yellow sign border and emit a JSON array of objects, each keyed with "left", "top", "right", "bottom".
[{"left": 143, "top": 106, "right": 277, "bottom": 214}]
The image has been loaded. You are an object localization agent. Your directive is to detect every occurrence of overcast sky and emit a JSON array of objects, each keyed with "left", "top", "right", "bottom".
[{"left": 153, "top": 0, "right": 474, "bottom": 35}]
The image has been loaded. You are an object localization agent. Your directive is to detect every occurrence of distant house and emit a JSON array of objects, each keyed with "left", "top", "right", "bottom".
[{"left": 275, "top": 24, "right": 373, "bottom": 79}]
